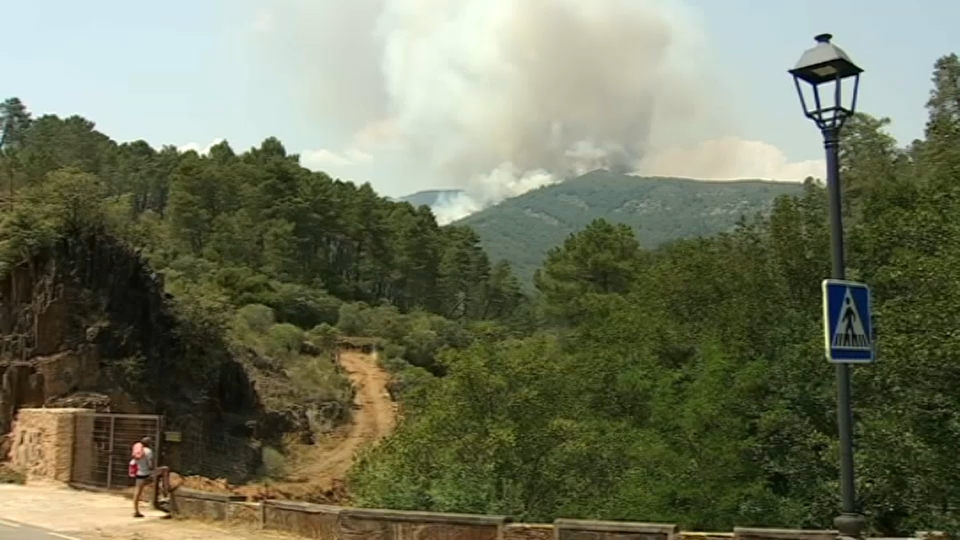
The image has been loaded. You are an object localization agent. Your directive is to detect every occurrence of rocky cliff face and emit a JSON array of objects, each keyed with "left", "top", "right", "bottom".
[{"left": 0, "top": 230, "right": 263, "bottom": 481}]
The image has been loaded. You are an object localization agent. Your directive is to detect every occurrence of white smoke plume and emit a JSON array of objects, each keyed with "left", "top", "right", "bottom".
[
  {"left": 433, "top": 164, "right": 557, "bottom": 224},
  {"left": 246, "top": 0, "right": 820, "bottom": 223}
]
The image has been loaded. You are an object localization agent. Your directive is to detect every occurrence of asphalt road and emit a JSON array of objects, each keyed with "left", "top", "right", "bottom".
[{"left": 0, "top": 518, "right": 80, "bottom": 540}]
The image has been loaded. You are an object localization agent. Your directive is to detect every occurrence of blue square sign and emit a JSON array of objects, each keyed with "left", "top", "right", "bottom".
[{"left": 822, "top": 279, "right": 875, "bottom": 363}]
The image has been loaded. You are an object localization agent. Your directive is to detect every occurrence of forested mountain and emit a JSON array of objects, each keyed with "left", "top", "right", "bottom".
[
  {"left": 6, "top": 51, "right": 960, "bottom": 538},
  {"left": 451, "top": 173, "right": 804, "bottom": 284},
  {"left": 347, "top": 53, "right": 960, "bottom": 535}
]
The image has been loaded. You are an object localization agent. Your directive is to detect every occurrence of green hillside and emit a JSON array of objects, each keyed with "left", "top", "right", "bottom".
[{"left": 456, "top": 170, "right": 805, "bottom": 284}]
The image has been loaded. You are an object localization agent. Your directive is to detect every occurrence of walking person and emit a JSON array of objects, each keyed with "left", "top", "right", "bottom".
[{"left": 130, "top": 436, "right": 155, "bottom": 518}]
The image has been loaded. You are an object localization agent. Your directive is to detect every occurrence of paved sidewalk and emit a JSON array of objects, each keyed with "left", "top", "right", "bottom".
[{"left": 0, "top": 484, "right": 295, "bottom": 539}]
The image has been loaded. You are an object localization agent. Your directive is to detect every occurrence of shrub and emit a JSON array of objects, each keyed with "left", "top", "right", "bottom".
[
  {"left": 235, "top": 304, "right": 276, "bottom": 335},
  {"left": 259, "top": 446, "right": 287, "bottom": 479},
  {"left": 307, "top": 323, "right": 341, "bottom": 352},
  {"left": 264, "top": 323, "right": 304, "bottom": 361}
]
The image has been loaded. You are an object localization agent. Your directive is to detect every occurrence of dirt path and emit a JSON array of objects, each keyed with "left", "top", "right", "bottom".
[
  {"left": 293, "top": 350, "right": 397, "bottom": 486},
  {"left": 216, "top": 350, "right": 397, "bottom": 502}
]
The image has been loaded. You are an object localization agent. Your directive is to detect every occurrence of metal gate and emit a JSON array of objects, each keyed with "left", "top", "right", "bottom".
[{"left": 71, "top": 413, "right": 162, "bottom": 489}]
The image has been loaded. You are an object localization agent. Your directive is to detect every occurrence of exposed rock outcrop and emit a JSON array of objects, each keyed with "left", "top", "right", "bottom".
[
  {"left": 0, "top": 229, "right": 263, "bottom": 482},
  {"left": 239, "top": 347, "right": 351, "bottom": 445}
]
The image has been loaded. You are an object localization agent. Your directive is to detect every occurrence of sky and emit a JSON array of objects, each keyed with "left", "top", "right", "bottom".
[{"left": 3, "top": 0, "right": 958, "bottom": 211}]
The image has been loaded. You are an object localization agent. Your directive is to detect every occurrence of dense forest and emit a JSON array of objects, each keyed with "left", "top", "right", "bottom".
[
  {"left": 0, "top": 98, "right": 529, "bottom": 332},
  {"left": 456, "top": 173, "right": 803, "bottom": 285},
  {"left": 347, "top": 52, "right": 960, "bottom": 536},
  {"left": 3, "top": 50, "right": 960, "bottom": 537}
]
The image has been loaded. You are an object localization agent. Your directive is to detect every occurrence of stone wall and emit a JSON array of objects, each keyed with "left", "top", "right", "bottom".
[
  {"left": 171, "top": 488, "right": 848, "bottom": 540},
  {"left": 7, "top": 407, "right": 88, "bottom": 483}
]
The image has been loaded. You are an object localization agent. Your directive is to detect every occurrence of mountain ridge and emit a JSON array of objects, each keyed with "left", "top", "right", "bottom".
[
  {"left": 398, "top": 171, "right": 804, "bottom": 285},
  {"left": 394, "top": 189, "right": 465, "bottom": 208}
]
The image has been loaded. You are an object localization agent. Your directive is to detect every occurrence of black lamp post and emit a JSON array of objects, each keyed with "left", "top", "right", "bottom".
[{"left": 789, "top": 34, "right": 865, "bottom": 540}]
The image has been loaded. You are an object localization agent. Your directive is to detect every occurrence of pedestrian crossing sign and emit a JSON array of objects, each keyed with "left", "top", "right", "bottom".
[{"left": 822, "top": 279, "right": 875, "bottom": 363}]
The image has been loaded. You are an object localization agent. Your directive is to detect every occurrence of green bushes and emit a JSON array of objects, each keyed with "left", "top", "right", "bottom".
[
  {"left": 307, "top": 323, "right": 341, "bottom": 351},
  {"left": 265, "top": 323, "right": 304, "bottom": 361},
  {"left": 230, "top": 303, "right": 352, "bottom": 406},
  {"left": 259, "top": 446, "right": 288, "bottom": 479},
  {"left": 335, "top": 302, "right": 476, "bottom": 376}
]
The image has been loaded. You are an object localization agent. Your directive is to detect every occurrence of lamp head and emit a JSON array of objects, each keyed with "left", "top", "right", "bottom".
[{"left": 789, "top": 34, "right": 863, "bottom": 131}]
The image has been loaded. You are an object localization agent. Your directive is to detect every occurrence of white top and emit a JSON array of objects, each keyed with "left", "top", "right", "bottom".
[{"left": 135, "top": 447, "right": 154, "bottom": 477}]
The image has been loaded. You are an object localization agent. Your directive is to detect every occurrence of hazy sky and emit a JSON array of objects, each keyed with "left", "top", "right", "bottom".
[{"left": 3, "top": 0, "right": 956, "bottom": 198}]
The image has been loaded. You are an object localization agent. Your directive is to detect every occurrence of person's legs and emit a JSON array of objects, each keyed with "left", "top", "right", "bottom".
[{"left": 133, "top": 477, "right": 146, "bottom": 517}]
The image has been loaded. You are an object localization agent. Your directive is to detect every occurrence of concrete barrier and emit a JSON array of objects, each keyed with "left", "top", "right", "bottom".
[
  {"left": 554, "top": 519, "right": 679, "bottom": 540},
  {"left": 338, "top": 507, "right": 510, "bottom": 540},
  {"left": 262, "top": 499, "right": 343, "bottom": 539},
  {"left": 173, "top": 495, "right": 511, "bottom": 539},
  {"left": 682, "top": 532, "right": 735, "bottom": 540},
  {"left": 227, "top": 501, "right": 261, "bottom": 526},
  {"left": 504, "top": 523, "right": 554, "bottom": 540},
  {"left": 734, "top": 528, "right": 838, "bottom": 540},
  {"left": 168, "top": 491, "right": 854, "bottom": 540},
  {"left": 173, "top": 488, "right": 248, "bottom": 522}
]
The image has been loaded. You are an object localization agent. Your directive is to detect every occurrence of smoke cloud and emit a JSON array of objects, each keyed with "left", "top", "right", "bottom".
[{"left": 246, "top": 0, "right": 821, "bottom": 224}]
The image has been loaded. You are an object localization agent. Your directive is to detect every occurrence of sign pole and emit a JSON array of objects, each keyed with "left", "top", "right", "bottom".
[{"left": 823, "top": 125, "right": 866, "bottom": 539}]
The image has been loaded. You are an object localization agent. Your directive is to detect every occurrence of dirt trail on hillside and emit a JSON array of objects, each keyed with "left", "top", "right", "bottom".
[
  {"left": 292, "top": 350, "right": 397, "bottom": 486},
  {"left": 182, "top": 350, "right": 397, "bottom": 502}
]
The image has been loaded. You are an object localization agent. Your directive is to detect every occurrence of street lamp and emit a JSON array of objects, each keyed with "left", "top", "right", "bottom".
[{"left": 789, "top": 34, "right": 865, "bottom": 540}]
